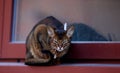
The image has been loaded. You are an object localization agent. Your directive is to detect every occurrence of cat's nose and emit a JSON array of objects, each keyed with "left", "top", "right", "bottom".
[{"left": 57, "top": 47, "right": 63, "bottom": 52}]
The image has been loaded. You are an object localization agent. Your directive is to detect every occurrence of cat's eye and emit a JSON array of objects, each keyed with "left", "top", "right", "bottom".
[
  {"left": 53, "top": 39, "right": 58, "bottom": 43},
  {"left": 63, "top": 39, "right": 68, "bottom": 44}
]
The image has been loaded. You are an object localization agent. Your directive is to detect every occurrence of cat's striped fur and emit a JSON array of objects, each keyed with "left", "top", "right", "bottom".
[{"left": 25, "top": 17, "right": 74, "bottom": 65}]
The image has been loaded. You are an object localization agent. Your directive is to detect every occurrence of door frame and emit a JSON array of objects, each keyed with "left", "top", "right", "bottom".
[
  {"left": 0, "top": 0, "right": 4, "bottom": 57},
  {"left": 2, "top": 0, "right": 25, "bottom": 58},
  {"left": 1, "top": 0, "right": 120, "bottom": 60}
]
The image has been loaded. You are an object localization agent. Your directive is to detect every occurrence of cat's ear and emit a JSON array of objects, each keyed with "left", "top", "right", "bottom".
[
  {"left": 47, "top": 26, "right": 55, "bottom": 37},
  {"left": 66, "top": 26, "right": 74, "bottom": 38}
]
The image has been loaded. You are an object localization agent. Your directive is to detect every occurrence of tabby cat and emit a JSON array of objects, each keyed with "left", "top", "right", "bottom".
[{"left": 25, "top": 16, "right": 74, "bottom": 65}]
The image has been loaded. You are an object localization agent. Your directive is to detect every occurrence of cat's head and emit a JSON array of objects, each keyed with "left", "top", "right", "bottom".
[{"left": 47, "top": 25, "right": 74, "bottom": 53}]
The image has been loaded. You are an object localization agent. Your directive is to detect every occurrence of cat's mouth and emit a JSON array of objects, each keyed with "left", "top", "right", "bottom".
[{"left": 53, "top": 47, "right": 64, "bottom": 59}]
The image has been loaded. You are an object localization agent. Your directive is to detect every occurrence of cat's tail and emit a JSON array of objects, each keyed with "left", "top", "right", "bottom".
[{"left": 25, "top": 50, "right": 54, "bottom": 66}]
